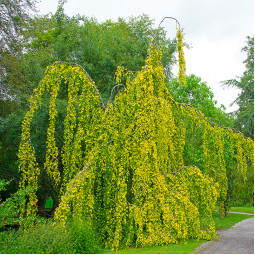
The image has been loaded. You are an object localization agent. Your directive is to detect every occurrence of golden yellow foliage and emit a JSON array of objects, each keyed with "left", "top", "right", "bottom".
[{"left": 18, "top": 30, "right": 253, "bottom": 250}]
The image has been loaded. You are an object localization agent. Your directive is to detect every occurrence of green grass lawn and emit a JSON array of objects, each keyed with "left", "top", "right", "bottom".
[
  {"left": 112, "top": 211, "right": 254, "bottom": 254},
  {"left": 212, "top": 210, "right": 253, "bottom": 230},
  {"left": 214, "top": 205, "right": 254, "bottom": 214},
  {"left": 229, "top": 206, "right": 254, "bottom": 214}
]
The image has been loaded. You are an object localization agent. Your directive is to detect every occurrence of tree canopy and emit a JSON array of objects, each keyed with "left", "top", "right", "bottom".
[
  {"left": 167, "top": 74, "right": 232, "bottom": 127},
  {"left": 0, "top": 0, "right": 37, "bottom": 53},
  {"left": 0, "top": 0, "right": 37, "bottom": 102}
]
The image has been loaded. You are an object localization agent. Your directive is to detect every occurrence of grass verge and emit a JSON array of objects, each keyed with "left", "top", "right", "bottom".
[
  {"left": 212, "top": 211, "right": 253, "bottom": 230},
  {"left": 214, "top": 205, "right": 254, "bottom": 214},
  {"left": 229, "top": 206, "right": 254, "bottom": 214}
]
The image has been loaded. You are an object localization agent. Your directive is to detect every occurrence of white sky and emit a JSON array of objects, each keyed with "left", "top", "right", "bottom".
[{"left": 37, "top": 0, "right": 254, "bottom": 113}]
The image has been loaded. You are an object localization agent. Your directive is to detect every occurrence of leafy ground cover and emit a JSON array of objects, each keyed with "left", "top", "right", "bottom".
[{"left": 0, "top": 218, "right": 103, "bottom": 254}]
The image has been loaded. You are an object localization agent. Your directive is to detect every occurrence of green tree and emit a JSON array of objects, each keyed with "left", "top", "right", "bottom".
[
  {"left": 167, "top": 74, "right": 233, "bottom": 127},
  {"left": 0, "top": 0, "right": 37, "bottom": 101},
  {"left": 0, "top": 179, "right": 32, "bottom": 227},
  {"left": 222, "top": 36, "right": 254, "bottom": 139},
  {"left": 0, "top": 0, "right": 37, "bottom": 52}
]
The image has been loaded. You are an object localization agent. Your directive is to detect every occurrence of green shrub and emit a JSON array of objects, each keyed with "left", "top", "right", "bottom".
[
  {"left": 68, "top": 217, "right": 103, "bottom": 254},
  {"left": 0, "top": 218, "right": 104, "bottom": 254}
]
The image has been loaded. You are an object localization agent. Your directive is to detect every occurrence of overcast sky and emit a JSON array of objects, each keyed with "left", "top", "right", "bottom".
[{"left": 37, "top": 0, "right": 254, "bottom": 113}]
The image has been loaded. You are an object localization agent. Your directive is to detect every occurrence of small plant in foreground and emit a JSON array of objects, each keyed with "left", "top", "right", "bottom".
[{"left": 0, "top": 217, "right": 104, "bottom": 254}]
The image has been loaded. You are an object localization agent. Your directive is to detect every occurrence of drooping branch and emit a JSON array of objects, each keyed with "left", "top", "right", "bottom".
[
  {"left": 62, "top": 161, "right": 92, "bottom": 200},
  {"left": 35, "top": 61, "right": 106, "bottom": 110},
  {"left": 164, "top": 165, "right": 208, "bottom": 180},
  {"left": 56, "top": 61, "right": 106, "bottom": 110},
  {"left": 126, "top": 199, "right": 158, "bottom": 216},
  {"left": 179, "top": 102, "right": 250, "bottom": 138},
  {"left": 156, "top": 93, "right": 247, "bottom": 137},
  {"left": 164, "top": 165, "right": 197, "bottom": 176},
  {"left": 109, "top": 83, "right": 126, "bottom": 103},
  {"left": 158, "top": 17, "right": 181, "bottom": 30},
  {"left": 151, "top": 16, "right": 181, "bottom": 48},
  {"left": 181, "top": 103, "right": 230, "bottom": 129},
  {"left": 61, "top": 140, "right": 113, "bottom": 200}
]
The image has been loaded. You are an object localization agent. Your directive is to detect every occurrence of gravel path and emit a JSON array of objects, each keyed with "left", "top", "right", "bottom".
[
  {"left": 227, "top": 211, "right": 254, "bottom": 215},
  {"left": 193, "top": 217, "right": 254, "bottom": 254}
]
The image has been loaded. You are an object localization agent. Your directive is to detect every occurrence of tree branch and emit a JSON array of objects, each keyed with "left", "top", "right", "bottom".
[
  {"left": 61, "top": 140, "right": 113, "bottom": 200},
  {"left": 164, "top": 165, "right": 208, "bottom": 181},
  {"left": 55, "top": 61, "right": 106, "bottom": 110},
  {"left": 158, "top": 17, "right": 181, "bottom": 30},
  {"left": 108, "top": 83, "right": 126, "bottom": 103},
  {"left": 164, "top": 165, "right": 197, "bottom": 176},
  {"left": 156, "top": 94, "right": 248, "bottom": 138}
]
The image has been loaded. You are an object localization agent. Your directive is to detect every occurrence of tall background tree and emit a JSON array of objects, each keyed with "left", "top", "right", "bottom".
[
  {"left": 0, "top": 0, "right": 37, "bottom": 52},
  {"left": 0, "top": 0, "right": 37, "bottom": 102},
  {"left": 167, "top": 74, "right": 232, "bottom": 127},
  {"left": 0, "top": 0, "right": 38, "bottom": 197},
  {"left": 222, "top": 36, "right": 254, "bottom": 139}
]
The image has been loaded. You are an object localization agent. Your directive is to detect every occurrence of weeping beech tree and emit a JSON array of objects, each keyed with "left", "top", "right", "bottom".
[{"left": 18, "top": 28, "right": 253, "bottom": 250}]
